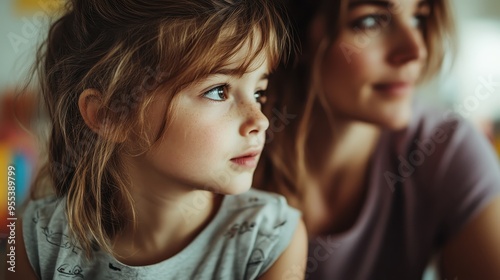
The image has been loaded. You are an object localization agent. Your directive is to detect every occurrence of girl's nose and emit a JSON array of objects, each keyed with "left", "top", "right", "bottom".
[{"left": 239, "top": 103, "right": 270, "bottom": 136}]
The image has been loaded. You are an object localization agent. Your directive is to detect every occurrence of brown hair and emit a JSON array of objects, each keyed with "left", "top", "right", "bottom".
[
  {"left": 32, "top": 0, "right": 292, "bottom": 257},
  {"left": 255, "top": 0, "right": 455, "bottom": 203}
]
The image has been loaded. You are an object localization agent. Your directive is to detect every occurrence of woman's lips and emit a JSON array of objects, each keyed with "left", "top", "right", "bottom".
[
  {"left": 373, "top": 82, "right": 413, "bottom": 98},
  {"left": 230, "top": 152, "right": 260, "bottom": 168}
]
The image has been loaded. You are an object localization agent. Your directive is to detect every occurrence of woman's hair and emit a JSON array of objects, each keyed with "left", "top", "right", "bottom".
[
  {"left": 32, "top": 0, "right": 292, "bottom": 257},
  {"left": 255, "top": 0, "right": 455, "bottom": 203}
]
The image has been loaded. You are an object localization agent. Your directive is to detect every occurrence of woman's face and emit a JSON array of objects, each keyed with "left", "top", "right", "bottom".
[{"left": 311, "top": 0, "right": 430, "bottom": 129}]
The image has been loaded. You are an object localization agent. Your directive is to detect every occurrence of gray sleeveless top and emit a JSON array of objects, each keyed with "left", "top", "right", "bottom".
[{"left": 22, "top": 189, "right": 301, "bottom": 280}]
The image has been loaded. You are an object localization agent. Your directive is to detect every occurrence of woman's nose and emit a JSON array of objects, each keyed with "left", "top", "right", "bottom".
[{"left": 387, "top": 20, "right": 428, "bottom": 66}]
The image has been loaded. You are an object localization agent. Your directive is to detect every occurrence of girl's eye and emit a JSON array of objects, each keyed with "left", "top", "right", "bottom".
[
  {"left": 254, "top": 90, "right": 267, "bottom": 105},
  {"left": 351, "top": 14, "right": 390, "bottom": 31},
  {"left": 203, "top": 85, "right": 227, "bottom": 101}
]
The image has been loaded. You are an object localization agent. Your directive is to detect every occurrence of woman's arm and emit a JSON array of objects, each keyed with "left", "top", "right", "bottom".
[
  {"left": 440, "top": 196, "right": 500, "bottom": 279},
  {"left": 259, "top": 219, "right": 308, "bottom": 280},
  {"left": 10, "top": 218, "right": 39, "bottom": 280}
]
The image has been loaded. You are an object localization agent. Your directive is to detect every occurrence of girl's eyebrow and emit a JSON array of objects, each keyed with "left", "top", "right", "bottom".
[
  {"left": 259, "top": 73, "right": 270, "bottom": 81},
  {"left": 214, "top": 68, "right": 244, "bottom": 76},
  {"left": 348, "top": 0, "right": 429, "bottom": 9},
  {"left": 213, "top": 68, "right": 270, "bottom": 81}
]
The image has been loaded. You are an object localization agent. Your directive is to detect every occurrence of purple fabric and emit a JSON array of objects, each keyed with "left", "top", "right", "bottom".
[{"left": 306, "top": 103, "right": 500, "bottom": 280}]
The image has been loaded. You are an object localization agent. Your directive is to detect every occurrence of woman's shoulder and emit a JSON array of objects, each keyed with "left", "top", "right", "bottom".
[
  {"left": 382, "top": 101, "right": 500, "bottom": 196},
  {"left": 384, "top": 101, "right": 500, "bottom": 222},
  {"left": 389, "top": 102, "right": 486, "bottom": 158}
]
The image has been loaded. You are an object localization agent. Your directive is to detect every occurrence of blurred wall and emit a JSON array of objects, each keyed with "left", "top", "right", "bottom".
[
  {"left": 456, "top": 0, "right": 500, "bottom": 19},
  {"left": 452, "top": 0, "right": 500, "bottom": 120},
  {"left": 0, "top": 0, "right": 55, "bottom": 90}
]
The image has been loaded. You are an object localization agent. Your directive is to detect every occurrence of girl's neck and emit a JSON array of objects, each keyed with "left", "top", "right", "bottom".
[{"left": 112, "top": 156, "right": 223, "bottom": 266}]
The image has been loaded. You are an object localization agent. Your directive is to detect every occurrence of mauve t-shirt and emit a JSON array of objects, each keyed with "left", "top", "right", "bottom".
[{"left": 306, "top": 103, "right": 500, "bottom": 280}]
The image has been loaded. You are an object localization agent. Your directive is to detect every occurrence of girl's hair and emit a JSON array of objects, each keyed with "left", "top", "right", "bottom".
[
  {"left": 255, "top": 0, "right": 455, "bottom": 204},
  {"left": 32, "top": 0, "right": 292, "bottom": 257}
]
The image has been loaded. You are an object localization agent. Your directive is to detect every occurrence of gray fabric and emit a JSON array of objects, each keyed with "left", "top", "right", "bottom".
[
  {"left": 22, "top": 189, "right": 300, "bottom": 280},
  {"left": 307, "top": 103, "right": 500, "bottom": 280}
]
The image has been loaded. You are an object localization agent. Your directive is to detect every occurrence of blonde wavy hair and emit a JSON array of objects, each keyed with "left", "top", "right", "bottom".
[
  {"left": 255, "top": 0, "right": 455, "bottom": 205},
  {"left": 31, "top": 0, "right": 292, "bottom": 257}
]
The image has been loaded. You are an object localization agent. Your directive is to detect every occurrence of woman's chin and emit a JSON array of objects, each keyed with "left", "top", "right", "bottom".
[
  {"left": 380, "top": 102, "right": 413, "bottom": 130},
  {"left": 381, "top": 111, "right": 412, "bottom": 130},
  {"left": 363, "top": 106, "right": 412, "bottom": 131}
]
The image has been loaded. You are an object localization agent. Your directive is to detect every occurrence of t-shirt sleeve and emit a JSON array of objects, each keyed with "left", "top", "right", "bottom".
[
  {"left": 21, "top": 196, "right": 61, "bottom": 279},
  {"left": 434, "top": 119, "right": 500, "bottom": 245},
  {"left": 255, "top": 195, "right": 301, "bottom": 278}
]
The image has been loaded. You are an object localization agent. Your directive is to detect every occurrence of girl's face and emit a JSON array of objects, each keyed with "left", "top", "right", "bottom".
[
  {"left": 131, "top": 49, "right": 270, "bottom": 195},
  {"left": 312, "top": 0, "right": 430, "bottom": 129}
]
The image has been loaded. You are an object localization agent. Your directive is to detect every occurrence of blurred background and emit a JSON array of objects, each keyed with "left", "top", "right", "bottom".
[
  {"left": 1, "top": 0, "right": 60, "bottom": 241},
  {"left": 0, "top": 0, "right": 499, "bottom": 277},
  {"left": 418, "top": 0, "right": 500, "bottom": 150}
]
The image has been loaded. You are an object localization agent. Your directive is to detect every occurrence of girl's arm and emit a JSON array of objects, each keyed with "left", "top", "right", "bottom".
[
  {"left": 11, "top": 218, "right": 39, "bottom": 280},
  {"left": 258, "top": 219, "right": 308, "bottom": 280},
  {"left": 440, "top": 195, "right": 500, "bottom": 279}
]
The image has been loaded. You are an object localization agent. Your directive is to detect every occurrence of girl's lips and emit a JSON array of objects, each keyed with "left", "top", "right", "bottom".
[
  {"left": 373, "top": 82, "right": 413, "bottom": 98},
  {"left": 230, "top": 152, "right": 260, "bottom": 168}
]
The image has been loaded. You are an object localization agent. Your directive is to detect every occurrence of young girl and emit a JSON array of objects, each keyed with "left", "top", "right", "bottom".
[
  {"left": 256, "top": 0, "right": 500, "bottom": 279},
  {"left": 15, "top": 0, "right": 307, "bottom": 279}
]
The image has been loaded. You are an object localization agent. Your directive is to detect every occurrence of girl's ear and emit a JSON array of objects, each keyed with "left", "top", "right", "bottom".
[
  {"left": 78, "top": 88, "right": 104, "bottom": 134},
  {"left": 79, "top": 89, "right": 127, "bottom": 143}
]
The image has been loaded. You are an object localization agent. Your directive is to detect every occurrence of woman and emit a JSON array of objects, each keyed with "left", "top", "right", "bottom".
[{"left": 256, "top": 0, "right": 500, "bottom": 279}]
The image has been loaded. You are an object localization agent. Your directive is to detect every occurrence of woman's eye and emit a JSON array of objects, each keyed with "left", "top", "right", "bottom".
[
  {"left": 254, "top": 90, "right": 267, "bottom": 105},
  {"left": 411, "top": 14, "right": 429, "bottom": 29},
  {"left": 351, "top": 14, "right": 390, "bottom": 31},
  {"left": 203, "top": 85, "right": 227, "bottom": 101}
]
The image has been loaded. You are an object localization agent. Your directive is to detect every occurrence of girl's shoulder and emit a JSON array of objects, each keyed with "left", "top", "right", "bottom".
[
  {"left": 21, "top": 195, "right": 79, "bottom": 279},
  {"left": 224, "top": 188, "right": 294, "bottom": 209},
  {"left": 22, "top": 195, "right": 67, "bottom": 233},
  {"left": 221, "top": 188, "right": 300, "bottom": 228},
  {"left": 211, "top": 189, "right": 302, "bottom": 278}
]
